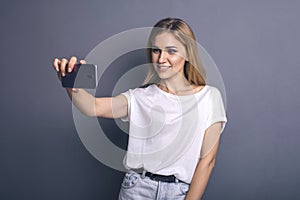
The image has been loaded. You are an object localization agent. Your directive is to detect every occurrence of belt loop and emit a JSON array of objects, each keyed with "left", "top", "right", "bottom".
[{"left": 141, "top": 169, "right": 146, "bottom": 179}]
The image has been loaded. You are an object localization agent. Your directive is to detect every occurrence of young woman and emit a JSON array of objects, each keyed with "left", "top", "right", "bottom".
[{"left": 53, "top": 18, "right": 227, "bottom": 200}]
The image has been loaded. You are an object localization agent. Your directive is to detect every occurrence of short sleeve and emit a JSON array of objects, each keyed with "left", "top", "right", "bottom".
[
  {"left": 205, "top": 87, "right": 227, "bottom": 133},
  {"left": 200, "top": 87, "right": 227, "bottom": 158},
  {"left": 120, "top": 90, "right": 131, "bottom": 122}
]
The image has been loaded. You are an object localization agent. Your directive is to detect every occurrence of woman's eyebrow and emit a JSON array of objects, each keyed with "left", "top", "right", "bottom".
[
  {"left": 151, "top": 45, "right": 178, "bottom": 49},
  {"left": 165, "top": 46, "right": 178, "bottom": 49}
]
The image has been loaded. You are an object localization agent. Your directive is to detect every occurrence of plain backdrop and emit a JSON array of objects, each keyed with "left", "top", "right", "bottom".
[{"left": 1, "top": 0, "right": 300, "bottom": 199}]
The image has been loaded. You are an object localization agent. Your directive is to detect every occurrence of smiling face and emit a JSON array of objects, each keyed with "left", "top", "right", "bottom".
[{"left": 151, "top": 32, "right": 188, "bottom": 81}]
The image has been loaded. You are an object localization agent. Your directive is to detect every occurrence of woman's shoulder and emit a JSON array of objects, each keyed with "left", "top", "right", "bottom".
[
  {"left": 193, "top": 85, "right": 223, "bottom": 100},
  {"left": 202, "top": 85, "right": 225, "bottom": 104},
  {"left": 200, "top": 85, "right": 221, "bottom": 93}
]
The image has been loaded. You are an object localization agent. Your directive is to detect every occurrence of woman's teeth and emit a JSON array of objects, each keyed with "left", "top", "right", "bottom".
[{"left": 158, "top": 65, "right": 170, "bottom": 70}]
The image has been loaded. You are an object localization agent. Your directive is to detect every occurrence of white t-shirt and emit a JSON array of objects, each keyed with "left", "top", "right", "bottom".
[{"left": 121, "top": 84, "right": 227, "bottom": 183}]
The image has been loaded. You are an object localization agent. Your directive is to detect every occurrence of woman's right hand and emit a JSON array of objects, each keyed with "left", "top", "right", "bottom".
[
  {"left": 52, "top": 56, "right": 86, "bottom": 92},
  {"left": 52, "top": 56, "right": 86, "bottom": 80}
]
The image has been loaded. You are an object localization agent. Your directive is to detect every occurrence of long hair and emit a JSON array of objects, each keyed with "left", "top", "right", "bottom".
[{"left": 143, "top": 18, "right": 206, "bottom": 86}]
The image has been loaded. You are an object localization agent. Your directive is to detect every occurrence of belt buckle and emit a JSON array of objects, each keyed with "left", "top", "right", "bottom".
[
  {"left": 154, "top": 174, "right": 173, "bottom": 182},
  {"left": 145, "top": 171, "right": 179, "bottom": 183}
]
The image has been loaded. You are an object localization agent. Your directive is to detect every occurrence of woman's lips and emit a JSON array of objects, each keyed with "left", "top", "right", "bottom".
[{"left": 156, "top": 64, "right": 171, "bottom": 72}]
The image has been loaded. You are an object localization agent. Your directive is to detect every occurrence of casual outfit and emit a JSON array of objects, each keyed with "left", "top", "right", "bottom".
[{"left": 118, "top": 84, "right": 227, "bottom": 199}]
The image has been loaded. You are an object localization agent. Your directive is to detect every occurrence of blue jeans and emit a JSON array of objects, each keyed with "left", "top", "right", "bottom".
[{"left": 118, "top": 170, "right": 190, "bottom": 200}]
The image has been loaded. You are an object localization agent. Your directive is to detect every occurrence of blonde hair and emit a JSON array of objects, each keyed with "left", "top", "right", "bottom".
[{"left": 143, "top": 18, "right": 206, "bottom": 86}]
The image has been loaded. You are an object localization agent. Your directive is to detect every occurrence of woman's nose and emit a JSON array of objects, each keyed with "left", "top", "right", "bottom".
[{"left": 158, "top": 51, "right": 167, "bottom": 63}]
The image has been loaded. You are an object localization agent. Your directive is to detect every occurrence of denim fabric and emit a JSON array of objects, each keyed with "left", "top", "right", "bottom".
[{"left": 118, "top": 171, "right": 190, "bottom": 200}]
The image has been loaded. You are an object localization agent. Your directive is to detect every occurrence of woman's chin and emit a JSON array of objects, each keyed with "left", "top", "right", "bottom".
[{"left": 156, "top": 72, "right": 170, "bottom": 80}]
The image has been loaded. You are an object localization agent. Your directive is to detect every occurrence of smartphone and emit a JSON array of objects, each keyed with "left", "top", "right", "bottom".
[{"left": 62, "top": 64, "right": 98, "bottom": 89}]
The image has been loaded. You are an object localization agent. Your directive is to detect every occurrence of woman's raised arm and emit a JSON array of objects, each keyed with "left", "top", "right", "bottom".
[{"left": 53, "top": 56, "right": 128, "bottom": 118}]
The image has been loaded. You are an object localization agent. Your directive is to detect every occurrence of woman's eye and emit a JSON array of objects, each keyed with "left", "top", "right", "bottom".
[
  {"left": 167, "top": 49, "right": 177, "bottom": 54},
  {"left": 152, "top": 48, "right": 161, "bottom": 54}
]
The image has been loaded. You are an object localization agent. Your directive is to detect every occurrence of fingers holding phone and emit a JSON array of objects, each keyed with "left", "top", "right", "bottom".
[
  {"left": 53, "top": 56, "right": 96, "bottom": 90},
  {"left": 53, "top": 56, "right": 79, "bottom": 77},
  {"left": 52, "top": 56, "right": 97, "bottom": 90},
  {"left": 53, "top": 56, "right": 83, "bottom": 82}
]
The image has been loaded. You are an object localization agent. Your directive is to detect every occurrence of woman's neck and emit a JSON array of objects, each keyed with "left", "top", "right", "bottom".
[{"left": 158, "top": 76, "right": 194, "bottom": 95}]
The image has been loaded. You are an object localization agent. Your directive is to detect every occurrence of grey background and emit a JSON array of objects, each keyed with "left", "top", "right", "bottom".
[{"left": 0, "top": 0, "right": 299, "bottom": 199}]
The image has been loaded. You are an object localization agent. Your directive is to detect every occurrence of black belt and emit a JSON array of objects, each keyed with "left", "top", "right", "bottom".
[{"left": 142, "top": 171, "right": 184, "bottom": 183}]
